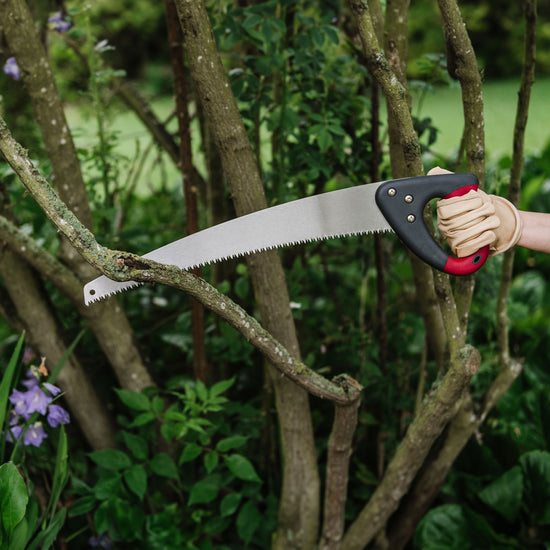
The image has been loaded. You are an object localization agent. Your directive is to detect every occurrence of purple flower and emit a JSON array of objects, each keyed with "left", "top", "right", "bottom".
[
  {"left": 5, "top": 424, "right": 23, "bottom": 443},
  {"left": 22, "top": 370, "right": 39, "bottom": 389},
  {"left": 44, "top": 383, "right": 61, "bottom": 396},
  {"left": 3, "top": 57, "right": 20, "bottom": 81},
  {"left": 25, "top": 386, "right": 52, "bottom": 415},
  {"left": 9, "top": 386, "right": 52, "bottom": 418},
  {"left": 24, "top": 422, "right": 47, "bottom": 447},
  {"left": 47, "top": 405, "right": 70, "bottom": 427},
  {"left": 9, "top": 389, "right": 33, "bottom": 419},
  {"left": 23, "top": 347, "right": 36, "bottom": 364},
  {"left": 48, "top": 11, "right": 71, "bottom": 33},
  {"left": 88, "top": 532, "right": 114, "bottom": 549},
  {"left": 8, "top": 409, "right": 20, "bottom": 426}
]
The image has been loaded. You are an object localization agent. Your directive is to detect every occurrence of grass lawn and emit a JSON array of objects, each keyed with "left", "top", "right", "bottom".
[
  {"left": 66, "top": 77, "right": 550, "bottom": 197},
  {"left": 412, "top": 77, "right": 550, "bottom": 161}
]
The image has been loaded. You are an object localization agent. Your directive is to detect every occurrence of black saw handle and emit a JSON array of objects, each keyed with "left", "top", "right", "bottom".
[{"left": 375, "top": 173, "right": 489, "bottom": 276}]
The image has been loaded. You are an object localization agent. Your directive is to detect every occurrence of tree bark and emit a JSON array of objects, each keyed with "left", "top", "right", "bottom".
[
  {"left": 385, "top": 359, "right": 522, "bottom": 549},
  {"left": 0, "top": 114, "right": 363, "bottom": 406},
  {"left": 173, "top": 2, "right": 320, "bottom": 547},
  {"left": 341, "top": 345, "right": 480, "bottom": 550},
  {"left": 0, "top": 0, "right": 154, "bottom": 392},
  {"left": 496, "top": 0, "right": 537, "bottom": 366},
  {"left": 0, "top": 249, "right": 115, "bottom": 450},
  {"left": 164, "top": 0, "right": 208, "bottom": 381},
  {"left": 319, "top": 398, "right": 360, "bottom": 550}
]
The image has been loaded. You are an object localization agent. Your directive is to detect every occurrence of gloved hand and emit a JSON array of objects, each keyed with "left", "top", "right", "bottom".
[{"left": 428, "top": 167, "right": 523, "bottom": 257}]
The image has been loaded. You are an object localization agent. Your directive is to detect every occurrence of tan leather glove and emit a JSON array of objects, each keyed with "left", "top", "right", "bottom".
[{"left": 428, "top": 167, "right": 523, "bottom": 257}]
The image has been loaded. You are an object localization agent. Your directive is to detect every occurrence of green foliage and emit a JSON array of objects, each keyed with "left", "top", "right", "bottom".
[
  {"left": 0, "top": 336, "right": 71, "bottom": 550},
  {"left": 3, "top": 0, "right": 550, "bottom": 548},
  {"left": 70, "top": 378, "right": 274, "bottom": 548},
  {"left": 416, "top": 451, "right": 550, "bottom": 549}
]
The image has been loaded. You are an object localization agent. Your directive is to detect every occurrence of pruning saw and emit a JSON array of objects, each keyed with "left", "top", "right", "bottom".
[{"left": 84, "top": 173, "right": 489, "bottom": 305}]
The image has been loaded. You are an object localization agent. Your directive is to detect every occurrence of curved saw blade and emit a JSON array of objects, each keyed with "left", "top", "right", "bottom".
[{"left": 84, "top": 181, "right": 391, "bottom": 304}]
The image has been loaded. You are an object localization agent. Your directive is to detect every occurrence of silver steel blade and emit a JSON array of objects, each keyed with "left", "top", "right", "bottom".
[{"left": 84, "top": 181, "right": 392, "bottom": 304}]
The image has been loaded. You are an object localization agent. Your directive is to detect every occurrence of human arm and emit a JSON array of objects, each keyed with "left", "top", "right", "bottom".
[
  {"left": 429, "top": 166, "right": 533, "bottom": 257},
  {"left": 517, "top": 211, "right": 550, "bottom": 253}
]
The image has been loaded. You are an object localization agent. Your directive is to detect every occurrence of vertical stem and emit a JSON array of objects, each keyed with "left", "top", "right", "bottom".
[
  {"left": 320, "top": 398, "right": 360, "bottom": 550},
  {"left": 497, "top": 0, "right": 537, "bottom": 367},
  {"left": 164, "top": 0, "right": 208, "bottom": 380}
]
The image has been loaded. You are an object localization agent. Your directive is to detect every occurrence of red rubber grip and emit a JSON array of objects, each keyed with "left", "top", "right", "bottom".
[
  {"left": 441, "top": 185, "right": 489, "bottom": 275},
  {"left": 375, "top": 174, "right": 489, "bottom": 275}
]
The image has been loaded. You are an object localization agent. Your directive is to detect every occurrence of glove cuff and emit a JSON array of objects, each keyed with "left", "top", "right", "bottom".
[{"left": 489, "top": 196, "right": 523, "bottom": 255}]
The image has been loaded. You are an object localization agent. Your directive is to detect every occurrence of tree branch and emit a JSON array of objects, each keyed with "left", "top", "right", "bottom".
[
  {"left": 384, "top": 359, "right": 522, "bottom": 550},
  {"left": 497, "top": 0, "right": 537, "bottom": 366},
  {"left": 320, "top": 395, "right": 360, "bottom": 550},
  {"left": 0, "top": 115, "right": 362, "bottom": 406},
  {"left": 341, "top": 345, "right": 480, "bottom": 550}
]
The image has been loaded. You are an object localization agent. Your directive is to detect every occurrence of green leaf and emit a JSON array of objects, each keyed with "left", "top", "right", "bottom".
[
  {"left": 150, "top": 453, "right": 179, "bottom": 479},
  {"left": 204, "top": 451, "right": 219, "bottom": 474},
  {"left": 479, "top": 465, "right": 523, "bottom": 523},
  {"left": 236, "top": 500, "right": 261, "bottom": 544},
  {"left": 130, "top": 412, "right": 156, "bottom": 427},
  {"left": 188, "top": 474, "right": 222, "bottom": 506},
  {"left": 89, "top": 449, "right": 132, "bottom": 471},
  {"left": 323, "top": 24, "right": 340, "bottom": 45},
  {"left": 71, "top": 477, "right": 93, "bottom": 496},
  {"left": 224, "top": 454, "right": 261, "bottom": 483},
  {"left": 210, "top": 377, "right": 235, "bottom": 398},
  {"left": 8, "top": 516, "right": 27, "bottom": 550},
  {"left": 220, "top": 492, "right": 242, "bottom": 517},
  {"left": 0, "top": 332, "right": 25, "bottom": 432},
  {"left": 316, "top": 128, "right": 333, "bottom": 153},
  {"left": 414, "top": 504, "right": 501, "bottom": 549},
  {"left": 242, "top": 14, "right": 262, "bottom": 29},
  {"left": 124, "top": 464, "right": 147, "bottom": 501},
  {"left": 195, "top": 381, "right": 208, "bottom": 403},
  {"left": 47, "top": 427, "right": 69, "bottom": 522},
  {"left": 93, "top": 472, "right": 122, "bottom": 500},
  {"left": 68, "top": 495, "right": 96, "bottom": 517},
  {"left": 48, "top": 329, "right": 85, "bottom": 385},
  {"left": 310, "top": 26, "right": 325, "bottom": 48},
  {"left": 121, "top": 432, "right": 149, "bottom": 461},
  {"left": 30, "top": 507, "right": 66, "bottom": 550},
  {"left": 216, "top": 436, "right": 249, "bottom": 453},
  {"left": 115, "top": 389, "right": 151, "bottom": 412},
  {"left": 0, "top": 463, "right": 28, "bottom": 540},
  {"left": 179, "top": 443, "right": 203, "bottom": 464},
  {"left": 152, "top": 395, "right": 164, "bottom": 413},
  {"left": 93, "top": 500, "right": 110, "bottom": 537},
  {"left": 520, "top": 450, "right": 550, "bottom": 525}
]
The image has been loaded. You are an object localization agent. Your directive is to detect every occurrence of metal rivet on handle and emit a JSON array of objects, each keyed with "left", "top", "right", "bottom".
[
  {"left": 407, "top": 214, "right": 416, "bottom": 223},
  {"left": 405, "top": 194, "right": 413, "bottom": 203},
  {"left": 387, "top": 188, "right": 396, "bottom": 197}
]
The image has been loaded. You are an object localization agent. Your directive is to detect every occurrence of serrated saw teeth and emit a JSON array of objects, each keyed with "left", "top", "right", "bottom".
[{"left": 84, "top": 181, "right": 393, "bottom": 304}]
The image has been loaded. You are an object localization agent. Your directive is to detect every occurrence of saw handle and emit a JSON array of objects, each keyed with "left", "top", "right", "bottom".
[{"left": 375, "top": 173, "right": 490, "bottom": 276}]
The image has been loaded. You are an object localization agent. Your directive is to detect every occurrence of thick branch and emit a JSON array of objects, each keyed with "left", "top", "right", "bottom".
[
  {"left": 0, "top": 116, "right": 361, "bottom": 406},
  {"left": 438, "top": 0, "right": 485, "bottom": 179},
  {"left": 438, "top": 0, "right": 486, "bottom": 346},
  {"left": 0, "top": 248, "right": 115, "bottom": 450},
  {"left": 174, "top": 2, "right": 320, "bottom": 547},
  {"left": 385, "top": 359, "right": 522, "bottom": 549},
  {"left": 341, "top": 345, "right": 480, "bottom": 550},
  {"left": 319, "top": 396, "right": 360, "bottom": 550},
  {"left": 349, "top": 0, "right": 447, "bottom": 367},
  {"left": 0, "top": 0, "right": 91, "bottom": 229},
  {"left": 0, "top": 213, "right": 154, "bottom": 391}
]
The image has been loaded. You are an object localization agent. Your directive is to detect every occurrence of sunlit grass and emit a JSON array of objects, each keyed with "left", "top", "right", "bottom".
[
  {"left": 66, "top": 77, "right": 550, "bottom": 197},
  {"left": 412, "top": 77, "right": 550, "bottom": 162}
]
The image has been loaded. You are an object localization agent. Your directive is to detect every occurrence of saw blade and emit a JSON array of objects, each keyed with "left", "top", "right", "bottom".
[{"left": 84, "top": 181, "right": 391, "bottom": 304}]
